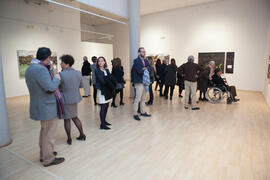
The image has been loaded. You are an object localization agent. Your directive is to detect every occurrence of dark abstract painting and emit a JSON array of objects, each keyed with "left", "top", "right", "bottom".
[{"left": 198, "top": 52, "right": 225, "bottom": 72}]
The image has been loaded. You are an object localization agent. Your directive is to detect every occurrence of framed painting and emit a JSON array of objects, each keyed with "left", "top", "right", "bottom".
[
  {"left": 17, "top": 50, "right": 58, "bottom": 78},
  {"left": 198, "top": 52, "right": 225, "bottom": 72},
  {"left": 225, "top": 52, "right": 235, "bottom": 74}
]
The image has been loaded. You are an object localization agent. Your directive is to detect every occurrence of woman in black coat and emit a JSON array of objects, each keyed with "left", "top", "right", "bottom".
[
  {"left": 198, "top": 66, "right": 210, "bottom": 101},
  {"left": 164, "top": 58, "right": 177, "bottom": 100},
  {"left": 177, "top": 67, "right": 185, "bottom": 98},
  {"left": 111, "top": 58, "right": 125, "bottom": 107},
  {"left": 146, "top": 57, "right": 155, "bottom": 106},
  {"left": 95, "top": 56, "right": 115, "bottom": 130},
  {"left": 154, "top": 59, "right": 161, "bottom": 91}
]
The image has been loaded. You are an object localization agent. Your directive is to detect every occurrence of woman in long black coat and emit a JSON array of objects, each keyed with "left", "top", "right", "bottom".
[
  {"left": 177, "top": 67, "right": 185, "bottom": 98},
  {"left": 154, "top": 59, "right": 161, "bottom": 91},
  {"left": 111, "top": 58, "right": 125, "bottom": 108},
  {"left": 164, "top": 58, "right": 177, "bottom": 100},
  {"left": 198, "top": 66, "right": 211, "bottom": 101}
]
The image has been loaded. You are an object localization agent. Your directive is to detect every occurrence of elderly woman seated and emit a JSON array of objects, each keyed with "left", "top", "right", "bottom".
[{"left": 212, "top": 68, "right": 240, "bottom": 103}]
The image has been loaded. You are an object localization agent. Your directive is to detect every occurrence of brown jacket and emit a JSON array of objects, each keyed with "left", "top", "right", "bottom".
[{"left": 178, "top": 62, "right": 203, "bottom": 82}]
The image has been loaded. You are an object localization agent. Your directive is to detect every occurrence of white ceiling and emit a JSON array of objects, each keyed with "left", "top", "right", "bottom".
[
  {"left": 81, "top": 0, "right": 223, "bottom": 26},
  {"left": 140, "top": 0, "right": 222, "bottom": 15}
]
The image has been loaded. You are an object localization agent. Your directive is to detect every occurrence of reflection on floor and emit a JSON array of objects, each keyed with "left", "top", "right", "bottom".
[{"left": 1, "top": 87, "right": 270, "bottom": 180}]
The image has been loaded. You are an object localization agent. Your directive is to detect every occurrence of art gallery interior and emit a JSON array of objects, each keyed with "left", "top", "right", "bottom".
[{"left": 0, "top": 0, "right": 270, "bottom": 179}]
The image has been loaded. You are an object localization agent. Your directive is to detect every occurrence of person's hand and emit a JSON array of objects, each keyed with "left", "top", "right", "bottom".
[
  {"left": 195, "top": 74, "right": 198, "bottom": 79},
  {"left": 55, "top": 74, "right": 61, "bottom": 80}
]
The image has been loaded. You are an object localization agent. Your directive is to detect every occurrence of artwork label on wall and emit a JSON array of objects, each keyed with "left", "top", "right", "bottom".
[
  {"left": 17, "top": 50, "right": 58, "bottom": 78},
  {"left": 198, "top": 52, "right": 225, "bottom": 72},
  {"left": 225, "top": 52, "right": 235, "bottom": 74}
]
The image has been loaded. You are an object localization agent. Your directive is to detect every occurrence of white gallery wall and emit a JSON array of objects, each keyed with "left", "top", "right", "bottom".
[
  {"left": 0, "top": 0, "right": 113, "bottom": 98},
  {"left": 94, "top": 23, "right": 130, "bottom": 80},
  {"left": 95, "top": 0, "right": 270, "bottom": 92},
  {"left": 141, "top": 0, "right": 270, "bottom": 91},
  {"left": 263, "top": 21, "right": 270, "bottom": 106}
]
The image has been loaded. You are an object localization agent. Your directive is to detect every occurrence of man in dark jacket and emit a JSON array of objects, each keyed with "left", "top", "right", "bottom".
[
  {"left": 81, "top": 56, "right": 91, "bottom": 97},
  {"left": 131, "top": 47, "right": 151, "bottom": 121},
  {"left": 179, "top": 56, "right": 203, "bottom": 110}
]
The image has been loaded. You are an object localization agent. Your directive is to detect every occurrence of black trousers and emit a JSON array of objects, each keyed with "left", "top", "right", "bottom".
[
  {"left": 164, "top": 85, "right": 175, "bottom": 98},
  {"left": 148, "top": 84, "right": 154, "bottom": 103},
  {"left": 100, "top": 103, "right": 109, "bottom": 126},
  {"left": 93, "top": 85, "right": 97, "bottom": 104},
  {"left": 112, "top": 89, "right": 124, "bottom": 104},
  {"left": 160, "top": 82, "right": 165, "bottom": 96},
  {"left": 155, "top": 79, "right": 160, "bottom": 91}
]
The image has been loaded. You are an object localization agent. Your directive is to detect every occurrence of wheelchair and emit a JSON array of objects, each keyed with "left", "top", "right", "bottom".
[{"left": 206, "top": 83, "right": 233, "bottom": 104}]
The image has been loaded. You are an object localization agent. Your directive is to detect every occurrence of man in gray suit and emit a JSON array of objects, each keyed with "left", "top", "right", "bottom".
[{"left": 25, "top": 47, "right": 65, "bottom": 167}]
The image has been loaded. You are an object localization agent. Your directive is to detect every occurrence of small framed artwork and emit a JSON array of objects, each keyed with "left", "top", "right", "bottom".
[{"left": 225, "top": 52, "right": 235, "bottom": 74}]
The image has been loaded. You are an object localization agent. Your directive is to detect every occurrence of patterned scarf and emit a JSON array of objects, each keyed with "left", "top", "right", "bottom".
[
  {"left": 143, "top": 69, "right": 150, "bottom": 93},
  {"left": 40, "top": 63, "right": 64, "bottom": 119}
]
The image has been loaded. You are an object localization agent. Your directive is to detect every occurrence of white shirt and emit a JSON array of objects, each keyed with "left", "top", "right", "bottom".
[{"left": 97, "top": 70, "right": 111, "bottom": 104}]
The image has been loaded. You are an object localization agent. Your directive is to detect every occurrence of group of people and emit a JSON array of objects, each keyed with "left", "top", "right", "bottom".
[
  {"left": 25, "top": 46, "right": 239, "bottom": 167},
  {"left": 148, "top": 49, "right": 239, "bottom": 109},
  {"left": 81, "top": 56, "right": 125, "bottom": 108}
]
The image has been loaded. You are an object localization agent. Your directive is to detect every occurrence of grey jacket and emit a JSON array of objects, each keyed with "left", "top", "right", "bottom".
[
  {"left": 91, "top": 64, "right": 96, "bottom": 85},
  {"left": 25, "top": 63, "right": 60, "bottom": 121},
  {"left": 59, "top": 68, "right": 83, "bottom": 104}
]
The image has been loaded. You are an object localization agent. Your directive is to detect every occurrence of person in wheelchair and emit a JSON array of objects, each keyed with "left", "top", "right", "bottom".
[{"left": 212, "top": 68, "right": 240, "bottom": 103}]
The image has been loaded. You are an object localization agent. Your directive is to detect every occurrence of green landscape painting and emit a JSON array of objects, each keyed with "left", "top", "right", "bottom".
[{"left": 17, "top": 50, "right": 57, "bottom": 78}]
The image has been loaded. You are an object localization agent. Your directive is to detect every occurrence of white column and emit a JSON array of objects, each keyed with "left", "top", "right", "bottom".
[
  {"left": 129, "top": 0, "right": 140, "bottom": 97},
  {"left": 0, "top": 56, "right": 11, "bottom": 147}
]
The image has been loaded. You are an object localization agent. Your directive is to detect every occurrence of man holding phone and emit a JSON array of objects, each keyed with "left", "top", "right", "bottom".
[{"left": 25, "top": 47, "right": 65, "bottom": 167}]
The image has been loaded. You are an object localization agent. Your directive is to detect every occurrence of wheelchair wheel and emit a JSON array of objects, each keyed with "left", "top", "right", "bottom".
[{"left": 206, "top": 87, "right": 224, "bottom": 103}]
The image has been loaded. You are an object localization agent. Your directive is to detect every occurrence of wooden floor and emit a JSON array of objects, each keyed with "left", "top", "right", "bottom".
[{"left": 1, "top": 86, "right": 270, "bottom": 180}]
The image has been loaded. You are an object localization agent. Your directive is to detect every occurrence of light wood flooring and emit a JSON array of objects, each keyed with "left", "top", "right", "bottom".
[{"left": 1, "top": 86, "right": 270, "bottom": 180}]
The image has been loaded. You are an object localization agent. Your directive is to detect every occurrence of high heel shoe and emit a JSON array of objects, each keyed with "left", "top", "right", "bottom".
[
  {"left": 67, "top": 138, "right": 72, "bottom": 145},
  {"left": 120, "top": 102, "right": 125, "bottom": 106},
  {"left": 76, "top": 134, "right": 86, "bottom": 141}
]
